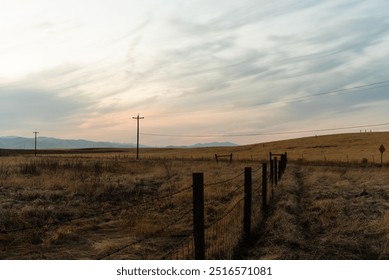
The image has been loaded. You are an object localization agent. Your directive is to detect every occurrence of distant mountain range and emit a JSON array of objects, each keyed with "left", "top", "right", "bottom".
[
  {"left": 0, "top": 136, "right": 237, "bottom": 149},
  {"left": 165, "top": 142, "right": 238, "bottom": 148},
  {"left": 0, "top": 136, "right": 133, "bottom": 149}
]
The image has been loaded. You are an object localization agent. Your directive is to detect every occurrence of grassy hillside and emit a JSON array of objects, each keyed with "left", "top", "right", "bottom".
[
  {"left": 2, "top": 132, "right": 388, "bottom": 164},
  {"left": 136, "top": 132, "right": 389, "bottom": 164},
  {"left": 247, "top": 131, "right": 389, "bottom": 163}
]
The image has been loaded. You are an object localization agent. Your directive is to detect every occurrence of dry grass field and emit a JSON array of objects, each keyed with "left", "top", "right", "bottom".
[
  {"left": 1, "top": 131, "right": 388, "bottom": 259},
  {"left": 139, "top": 131, "right": 389, "bottom": 164},
  {"left": 0, "top": 153, "right": 260, "bottom": 259},
  {"left": 241, "top": 164, "right": 389, "bottom": 259}
]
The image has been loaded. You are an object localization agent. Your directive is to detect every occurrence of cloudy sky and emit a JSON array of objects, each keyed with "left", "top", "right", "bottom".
[{"left": 1, "top": 0, "right": 389, "bottom": 146}]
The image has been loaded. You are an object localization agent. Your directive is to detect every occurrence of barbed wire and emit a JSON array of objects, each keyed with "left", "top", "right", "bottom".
[
  {"left": 1, "top": 164, "right": 258, "bottom": 235},
  {"left": 206, "top": 196, "right": 244, "bottom": 229},
  {"left": 99, "top": 208, "right": 193, "bottom": 260},
  {"left": 253, "top": 166, "right": 262, "bottom": 173},
  {"left": 0, "top": 185, "right": 192, "bottom": 234},
  {"left": 1, "top": 160, "right": 278, "bottom": 260},
  {"left": 204, "top": 170, "right": 245, "bottom": 187}
]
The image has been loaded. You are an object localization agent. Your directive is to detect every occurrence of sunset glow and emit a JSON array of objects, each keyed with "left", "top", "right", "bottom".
[{"left": 1, "top": 0, "right": 389, "bottom": 146}]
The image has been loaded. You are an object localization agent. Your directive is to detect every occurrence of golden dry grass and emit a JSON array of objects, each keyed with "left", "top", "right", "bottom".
[
  {"left": 2, "top": 131, "right": 387, "bottom": 163},
  {"left": 134, "top": 131, "right": 389, "bottom": 164},
  {"left": 1, "top": 131, "right": 389, "bottom": 259},
  {"left": 0, "top": 154, "right": 259, "bottom": 259}
]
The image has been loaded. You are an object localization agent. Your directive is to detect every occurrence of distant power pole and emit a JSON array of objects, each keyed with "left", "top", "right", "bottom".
[
  {"left": 33, "top": 130, "right": 39, "bottom": 156},
  {"left": 132, "top": 114, "right": 144, "bottom": 159}
]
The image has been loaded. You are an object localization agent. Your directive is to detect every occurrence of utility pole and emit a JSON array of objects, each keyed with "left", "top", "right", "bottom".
[
  {"left": 33, "top": 130, "right": 39, "bottom": 156},
  {"left": 132, "top": 114, "right": 144, "bottom": 160}
]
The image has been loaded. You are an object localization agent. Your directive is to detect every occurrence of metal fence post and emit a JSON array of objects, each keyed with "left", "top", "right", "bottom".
[{"left": 193, "top": 173, "right": 205, "bottom": 260}]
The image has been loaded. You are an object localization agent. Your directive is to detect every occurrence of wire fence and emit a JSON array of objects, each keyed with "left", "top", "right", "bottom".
[
  {"left": 205, "top": 197, "right": 244, "bottom": 259},
  {"left": 163, "top": 153, "right": 287, "bottom": 260},
  {"left": 0, "top": 152, "right": 287, "bottom": 259},
  {"left": 0, "top": 184, "right": 192, "bottom": 234},
  {"left": 99, "top": 208, "right": 193, "bottom": 260}
]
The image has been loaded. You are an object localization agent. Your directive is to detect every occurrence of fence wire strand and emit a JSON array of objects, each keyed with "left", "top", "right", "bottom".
[
  {"left": 99, "top": 208, "right": 193, "bottom": 260},
  {"left": 205, "top": 198, "right": 244, "bottom": 259},
  {"left": 204, "top": 170, "right": 245, "bottom": 187},
  {"left": 1, "top": 155, "right": 287, "bottom": 260},
  {"left": 0, "top": 184, "right": 192, "bottom": 234}
]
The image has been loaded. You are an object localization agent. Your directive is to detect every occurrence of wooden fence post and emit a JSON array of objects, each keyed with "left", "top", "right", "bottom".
[
  {"left": 278, "top": 157, "right": 282, "bottom": 181},
  {"left": 244, "top": 167, "right": 252, "bottom": 240},
  {"left": 270, "top": 159, "right": 274, "bottom": 185},
  {"left": 192, "top": 173, "right": 205, "bottom": 260},
  {"left": 262, "top": 163, "right": 267, "bottom": 211},
  {"left": 274, "top": 157, "right": 278, "bottom": 186},
  {"left": 279, "top": 154, "right": 286, "bottom": 179}
]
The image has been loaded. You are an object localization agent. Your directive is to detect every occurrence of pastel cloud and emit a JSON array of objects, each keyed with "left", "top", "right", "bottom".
[{"left": 1, "top": 0, "right": 389, "bottom": 145}]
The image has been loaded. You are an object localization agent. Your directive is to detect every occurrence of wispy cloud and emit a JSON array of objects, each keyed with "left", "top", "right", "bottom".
[{"left": 1, "top": 0, "right": 389, "bottom": 145}]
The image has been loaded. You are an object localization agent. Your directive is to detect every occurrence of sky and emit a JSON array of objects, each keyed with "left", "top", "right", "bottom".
[{"left": 1, "top": 0, "right": 389, "bottom": 146}]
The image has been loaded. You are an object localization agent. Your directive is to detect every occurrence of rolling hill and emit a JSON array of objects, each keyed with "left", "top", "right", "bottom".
[
  {"left": 127, "top": 131, "right": 389, "bottom": 163},
  {"left": 0, "top": 136, "right": 237, "bottom": 150}
]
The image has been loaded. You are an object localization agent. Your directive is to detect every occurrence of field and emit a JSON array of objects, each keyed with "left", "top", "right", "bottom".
[
  {"left": 135, "top": 131, "right": 389, "bottom": 164},
  {"left": 0, "top": 153, "right": 261, "bottom": 259},
  {"left": 241, "top": 164, "right": 389, "bottom": 259},
  {"left": 1, "top": 131, "right": 389, "bottom": 259}
]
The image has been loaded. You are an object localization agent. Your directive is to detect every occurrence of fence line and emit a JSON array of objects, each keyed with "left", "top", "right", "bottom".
[
  {"left": 204, "top": 170, "right": 245, "bottom": 187},
  {"left": 96, "top": 152, "right": 286, "bottom": 259},
  {"left": 1, "top": 151, "right": 288, "bottom": 259},
  {"left": 0, "top": 183, "right": 193, "bottom": 234},
  {"left": 187, "top": 152, "right": 288, "bottom": 260}
]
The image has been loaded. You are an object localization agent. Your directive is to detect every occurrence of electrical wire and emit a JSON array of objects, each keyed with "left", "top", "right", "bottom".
[{"left": 142, "top": 121, "right": 389, "bottom": 138}]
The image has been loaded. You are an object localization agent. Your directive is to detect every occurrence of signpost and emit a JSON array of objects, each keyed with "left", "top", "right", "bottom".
[{"left": 379, "top": 144, "right": 385, "bottom": 167}]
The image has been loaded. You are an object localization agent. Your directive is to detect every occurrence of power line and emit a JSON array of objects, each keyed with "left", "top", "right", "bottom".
[
  {"left": 142, "top": 122, "right": 389, "bottom": 138},
  {"left": 267, "top": 79, "right": 389, "bottom": 105},
  {"left": 140, "top": 79, "right": 389, "bottom": 118},
  {"left": 141, "top": 79, "right": 389, "bottom": 139}
]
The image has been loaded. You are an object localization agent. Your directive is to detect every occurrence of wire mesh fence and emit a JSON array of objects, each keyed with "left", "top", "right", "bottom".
[
  {"left": 0, "top": 152, "right": 287, "bottom": 259},
  {"left": 205, "top": 197, "right": 244, "bottom": 259}
]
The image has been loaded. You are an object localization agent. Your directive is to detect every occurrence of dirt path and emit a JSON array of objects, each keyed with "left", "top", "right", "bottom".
[{"left": 239, "top": 164, "right": 389, "bottom": 260}]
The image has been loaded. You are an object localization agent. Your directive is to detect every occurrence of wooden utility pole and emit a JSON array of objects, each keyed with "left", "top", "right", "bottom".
[
  {"left": 132, "top": 114, "right": 144, "bottom": 160},
  {"left": 33, "top": 130, "right": 39, "bottom": 156}
]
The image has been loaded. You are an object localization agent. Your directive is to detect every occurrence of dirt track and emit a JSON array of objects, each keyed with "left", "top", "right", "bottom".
[{"left": 239, "top": 164, "right": 389, "bottom": 260}]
